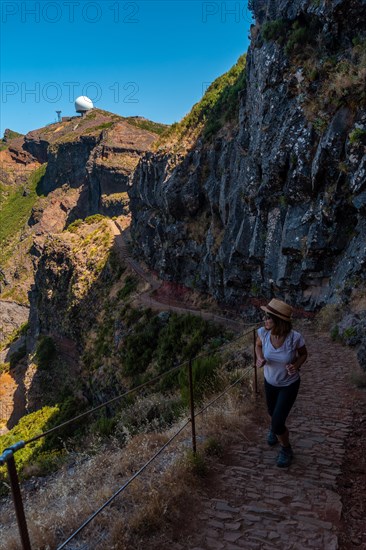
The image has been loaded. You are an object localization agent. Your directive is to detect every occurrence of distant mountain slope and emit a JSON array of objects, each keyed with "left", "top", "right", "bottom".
[{"left": 0, "top": 109, "right": 166, "bottom": 306}]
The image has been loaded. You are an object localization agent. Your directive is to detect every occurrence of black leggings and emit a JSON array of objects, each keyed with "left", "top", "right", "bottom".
[{"left": 264, "top": 378, "right": 300, "bottom": 436}]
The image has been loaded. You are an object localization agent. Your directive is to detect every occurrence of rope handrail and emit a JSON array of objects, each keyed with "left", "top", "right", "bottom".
[
  {"left": 57, "top": 419, "right": 191, "bottom": 549},
  {"left": 0, "top": 325, "right": 256, "bottom": 451},
  {"left": 56, "top": 366, "right": 254, "bottom": 549},
  {"left": 0, "top": 323, "right": 259, "bottom": 550},
  {"left": 24, "top": 361, "right": 184, "bottom": 446}
]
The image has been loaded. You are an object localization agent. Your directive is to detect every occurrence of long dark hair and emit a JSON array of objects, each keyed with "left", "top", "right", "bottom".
[{"left": 268, "top": 314, "right": 292, "bottom": 337}]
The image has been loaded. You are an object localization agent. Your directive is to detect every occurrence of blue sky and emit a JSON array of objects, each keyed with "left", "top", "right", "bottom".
[{"left": 0, "top": 1, "right": 252, "bottom": 135}]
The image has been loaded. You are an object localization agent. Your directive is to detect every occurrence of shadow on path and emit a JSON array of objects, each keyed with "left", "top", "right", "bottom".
[{"left": 165, "top": 329, "right": 361, "bottom": 550}]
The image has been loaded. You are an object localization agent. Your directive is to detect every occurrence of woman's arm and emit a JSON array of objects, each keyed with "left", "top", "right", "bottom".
[
  {"left": 286, "top": 345, "right": 308, "bottom": 375},
  {"left": 255, "top": 335, "right": 266, "bottom": 368}
]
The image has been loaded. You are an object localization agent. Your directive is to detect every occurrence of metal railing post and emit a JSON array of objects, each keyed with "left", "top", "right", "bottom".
[
  {"left": 5, "top": 451, "right": 32, "bottom": 550},
  {"left": 253, "top": 328, "right": 258, "bottom": 395},
  {"left": 188, "top": 358, "right": 197, "bottom": 453}
]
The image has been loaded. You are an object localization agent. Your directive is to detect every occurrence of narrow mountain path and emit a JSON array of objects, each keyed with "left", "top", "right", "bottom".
[
  {"left": 109, "top": 220, "right": 247, "bottom": 333},
  {"left": 109, "top": 220, "right": 365, "bottom": 548},
  {"left": 165, "top": 329, "right": 363, "bottom": 550}
]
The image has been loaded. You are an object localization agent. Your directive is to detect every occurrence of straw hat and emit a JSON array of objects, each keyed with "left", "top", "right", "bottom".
[{"left": 260, "top": 298, "right": 293, "bottom": 321}]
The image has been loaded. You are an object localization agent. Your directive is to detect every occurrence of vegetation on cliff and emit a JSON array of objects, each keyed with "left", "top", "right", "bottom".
[
  {"left": 259, "top": 16, "right": 366, "bottom": 126},
  {"left": 0, "top": 212, "right": 234, "bottom": 489},
  {"left": 0, "top": 164, "right": 46, "bottom": 264},
  {"left": 156, "top": 53, "right": 247, "bottom": 150},
  {"left": 0, "top": 129, "right": 23, "bottom": 151},
  {"left": 125, "top": 116, "right": 168, "bottom": 135}
]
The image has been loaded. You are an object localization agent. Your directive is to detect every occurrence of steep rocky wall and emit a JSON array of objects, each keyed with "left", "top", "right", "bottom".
[
  {"left": 44, "top": 135, "right": 100, "bottom": 195},
  {"left": 22, "top": 117, "right": 159, "bottom": 219},
  {"left": 23, "top": 135, "right": 49, "bottom": 164},
  {"left": 129, "top": 0, "right": 366, "bottom": 310}
]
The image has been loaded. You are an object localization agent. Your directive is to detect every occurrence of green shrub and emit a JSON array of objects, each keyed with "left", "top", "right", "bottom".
[
  {"left": 35, "top": 336, "right": 56, "bottom": 370},
  {"left": 285, "top": 26, "right": 310, "bottom": 55},
  {"left": 85, "top": 214, "right": 105, "bottom": 224},
  {"left": 183, "top": 450, "right": 207, "bottom": 477},
  {"left": 0, "top": 362, "right": 10, "bottom": 374},
  {"left": 262, "top": 19, "right": 288, "bottom": 43},
  {"left": 156, "top": 314, "right": 222, "bottom": 371},
  {"left": 32, "top": 395, "right": 89, "bottom": 457},
  {"left": 158, "top": 54, "right": 246, "bottom": 145},
  {"left": 204, "top": 437, "right": 223, "bottom": 457},
  {"left": 66, "top": 219, "right": 83, "bottom": 232},
  {"left": 66, "top": 214, "right": 106, "bottom": 233},
  {"left": 179, "top": 355, "right": 221, "bottom": 407},
  {"left": 0, "top": 321, "right": 29, "bottom": 351},
  {"left": 122, "top": 316, "right": 161, "bottom": 376},
  {"left": 313, "top": 117, "right": 328, "bottom": 133},
  {"left": 0, "top": 406, "right": 60, "bottom": 477},
  {"left": 116, "top": 394, "right": 183, "bottom": 439},
  {"left": 91, "top": 416, "right": 117, "bottom": 437},
  {"left": 343, "top": 327, "right": 357, "bottom": 340},
  {"left": 349, "top": 128, "right": 366, "bottom": 145},
  {"left": 0, "top": 394, "right": 88, "bottom": 491},
  {"left": 0, "top": 164, "right": 46, "bottom": 261},
  {"left": 3, "top": 130, "right": 23, "bottom": 140},
  {"left": 84, "top": 122, "right": 114, "bottom": 133},
  {"left": 117, "top": 276, "right": 138, "bottom": 299},
  {"left": 126, "top": 118, "right": 168, "bottom": 135},
  {"left": 120, "top": 312, "right": 226, "bottom": 389}
]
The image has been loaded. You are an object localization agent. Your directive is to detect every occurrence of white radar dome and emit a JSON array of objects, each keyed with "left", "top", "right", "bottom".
[{"left": 75, "top": 96, "right": 94, "bottom": 113}]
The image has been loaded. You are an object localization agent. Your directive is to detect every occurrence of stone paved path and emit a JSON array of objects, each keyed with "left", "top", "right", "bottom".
[{"left": 171, "top": 329, "right": 360, "bottom": 550}]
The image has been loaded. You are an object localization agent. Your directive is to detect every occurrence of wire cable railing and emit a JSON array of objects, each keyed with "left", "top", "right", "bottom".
[
  {"left": 57, "top": 365, "right": 253, "bottom": 550},
  {"left": 24, "top": 327, "right": 255, "bottom": 446},
  {"left": 0, "top": 326, "right": 259, "bottom": 550}
]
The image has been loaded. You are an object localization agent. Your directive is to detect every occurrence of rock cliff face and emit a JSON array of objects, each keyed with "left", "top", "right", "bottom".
[
  {"left": 23, "top": 112, "right": 159, "bottom": 220},
  {"left": 129, "top": 0, "right": 366, "bottom": 309}
]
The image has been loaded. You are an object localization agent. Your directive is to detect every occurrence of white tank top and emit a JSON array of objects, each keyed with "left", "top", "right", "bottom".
[{"left": 258, "top": 327, "right": 305, "bottom": 387}]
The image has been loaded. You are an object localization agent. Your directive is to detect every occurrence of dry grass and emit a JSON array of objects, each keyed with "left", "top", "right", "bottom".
[
  {"left": 301, "top": 40, "right": 366, "bottom": 124},
  {"left": 0, "top": 364, "right": 258, "bottom": 550},
  {"left": 315, "top": 304, "right": 343, "bottom": 332},
  {"left": 350, "top": 287, "right": 366, "bottom": 314}
]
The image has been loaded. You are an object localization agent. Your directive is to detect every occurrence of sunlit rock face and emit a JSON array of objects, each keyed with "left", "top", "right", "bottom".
[{"left": 129, "top": 0, "right": 366, "bottom": 310}]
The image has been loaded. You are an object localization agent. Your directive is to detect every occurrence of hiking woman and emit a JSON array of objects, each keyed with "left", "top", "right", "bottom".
[{"left": 255, "top": 298, "right": 308, "bottom": 467}]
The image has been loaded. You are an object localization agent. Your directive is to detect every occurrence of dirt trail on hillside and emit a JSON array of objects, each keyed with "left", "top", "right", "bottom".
[{"left": 109, "top": 220, "right": 250, "bottom": 333}]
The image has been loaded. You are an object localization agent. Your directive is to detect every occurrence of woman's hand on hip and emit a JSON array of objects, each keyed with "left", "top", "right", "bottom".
[{"left": 286, "top": 363, "right": 298, "bottom": 375}]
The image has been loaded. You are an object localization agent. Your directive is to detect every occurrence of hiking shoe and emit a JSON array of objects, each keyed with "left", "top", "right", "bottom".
[
  {"left": 276, "top": 445, "right": 293, "bottom": 468},
  {"left": 267, "top": 428, "right": 278, "bottom": 446}
]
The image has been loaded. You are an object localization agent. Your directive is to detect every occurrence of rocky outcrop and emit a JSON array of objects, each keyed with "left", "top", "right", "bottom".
[
  {"left": 2, "top": 129, "right": 23, "bottom": 143},
  {"left": 31, "top": 220, "right": 116, "bottom": 345},
  {"left": 22, "top": 113, "right": 159, "bottom": 219},
  {"left": 0, "top": 301, "right": 29, "bottom": 345},
  {"left": 129, "top": 0, "right": 366, "bottom": 311},
  {"left": 45, "top": 135, "right": 100, "bottom": 195},
  {"left": 23, "top": 134, "right": 49, "bottom": 164}
]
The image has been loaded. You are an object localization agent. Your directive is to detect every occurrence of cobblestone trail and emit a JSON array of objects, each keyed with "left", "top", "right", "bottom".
[
  {"left": 109, "top": 220, "right": 362, "bottom": 548},
  {"left": 171, "top": 331, "right": 360, "bottom": 549}
]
